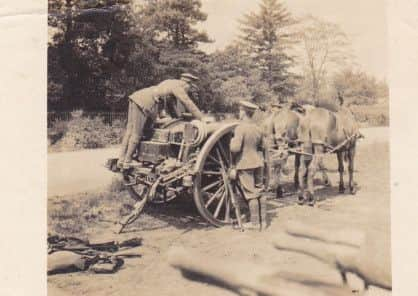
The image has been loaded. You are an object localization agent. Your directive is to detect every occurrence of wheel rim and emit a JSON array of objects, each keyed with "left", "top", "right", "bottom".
[{"left": 193, "top": 123, "right": 246, "bottom": 226}]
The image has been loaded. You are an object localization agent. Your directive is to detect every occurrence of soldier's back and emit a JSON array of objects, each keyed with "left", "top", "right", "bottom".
[
  {"left": 155, "top": 79, "right": 187, "bottom": 97},
  {"left": 237, "top": 121, "right": 262, "bottom": 139},
  {"left": 235, "top": 121, "right": 264, "bottom": 170}
]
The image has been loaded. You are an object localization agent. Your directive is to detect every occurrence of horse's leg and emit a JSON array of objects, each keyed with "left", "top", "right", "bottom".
[
  {"left": 294, "top": 154, "right": 301, "bottom": 190},
  {"left": 303, "top": 160, "right": 308, "bottom": 186},
  {"left": 275, "top": 164, "right": 284, "bottom": 198},
  {"left": 297, "top": 155, "right": 308, "bottom": 205},
  {"left": 318, "top": 158, "right": 331, "bottom": 187},
  {"left": 337, "top": 151, "right": 345, "bottom": 193},
  {"left": 348, "top": 143, "right": 357, "bottom": 194},
  {"left": 305, "top": 145, "right": 324, "bottom": 206}
]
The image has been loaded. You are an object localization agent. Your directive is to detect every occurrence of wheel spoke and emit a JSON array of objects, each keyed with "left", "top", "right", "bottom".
[
  {"left": 195, "top": 128, "right": 238, "bottom": 226},
  {"left": 202, "top": 170, "right": 222, "bottom": 175},
  {"left": 207, "top": 154, "right": 221, "bottom": 166},
  {"left": 217, "top": 142, "right": 230, "bottom": 166},
  {"left": 224, "top": 191, "right": 231, "bottom": 222},
  {"left": 202, "top": 179, "right": 222, "bottom": 192},
  {"left": 215, "top": 148, "right": 228, "bottom": 174},
  {"left": 205, "top": 187, "right": 224, "bottom": 208},
  {"left": 214, "top": 191, "right": 226, "bottom": 219}
]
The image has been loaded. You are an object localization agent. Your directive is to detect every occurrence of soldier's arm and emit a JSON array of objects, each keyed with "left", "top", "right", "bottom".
[
  {"left": 172, "top": 87, "right": 205, "bottom": 120},
  {"left": 230, "top": 126, "right": 243, "bottom": 153},
  {"left": 166, "top": 97, "right": 182, "bottom": 118}
]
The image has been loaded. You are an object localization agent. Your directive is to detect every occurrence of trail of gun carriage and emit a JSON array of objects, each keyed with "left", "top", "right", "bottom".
[{"left": 47, "top": 0, "right": 390, "bottom": 295}]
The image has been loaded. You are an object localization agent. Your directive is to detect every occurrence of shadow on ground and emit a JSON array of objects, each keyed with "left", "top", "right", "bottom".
[{"left": 127, "top": 174, "right": 356, "bottom": 234}]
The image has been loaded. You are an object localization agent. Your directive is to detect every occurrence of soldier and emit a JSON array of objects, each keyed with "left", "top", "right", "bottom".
[
  {"left": 117, "top": 73, "right": 207, "bottom": 169},
  {"left": 263, "top": 102, "right": 282, "bottom": 137},
  {"left": 230, "top": 101, "right": 267, "bottom": 230},
  {"left": 262, "top": 102, "right": 285, "bottom": 196}
]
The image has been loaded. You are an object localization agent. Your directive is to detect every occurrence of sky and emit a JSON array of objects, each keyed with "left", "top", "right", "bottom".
[{"left": 197, "top": 0, "right": 388, "bottom": 80}]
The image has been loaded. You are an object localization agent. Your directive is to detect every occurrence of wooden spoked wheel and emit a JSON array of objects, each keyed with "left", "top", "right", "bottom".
[{"left": 193, "top": 123, "right": 247, "bottom": 227}]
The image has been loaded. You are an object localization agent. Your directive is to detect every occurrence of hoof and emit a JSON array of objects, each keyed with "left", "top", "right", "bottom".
[
  {"left": 297, "top": 194, "right": 305, "bottom": 205},
  {"left": 276, "top": 186, "right": 284, "bottom": 199},
  {"left": 349, "top": 186, "right": 357, "bottom": 195},
  {"left": 338, "top": 185, "right": 345, "bottom": 194},
  {"left": 323, "top": 179, "right": 332, "bottom": 187},
  {"left": 305, "top": 192, "right": 316, "bottom": 206}
]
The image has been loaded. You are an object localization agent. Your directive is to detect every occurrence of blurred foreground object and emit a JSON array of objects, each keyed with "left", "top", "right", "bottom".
[
  {"left": 168, "top": 247, "right": 353, "bottom": 296},
  {"left": 168, "top": 220, "right": 391, "bottom": 295},
  {"left": 273, "top": 221, "right": 391, "bottom": 291}
]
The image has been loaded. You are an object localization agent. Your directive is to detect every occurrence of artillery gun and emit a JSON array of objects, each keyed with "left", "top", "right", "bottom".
[{"left": 106, "top": 113, "right": 264, "bottom": 228}]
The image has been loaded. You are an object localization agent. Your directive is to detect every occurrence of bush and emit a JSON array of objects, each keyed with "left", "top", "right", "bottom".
[
  {"left": 346, "top": 95, "right": 376, "bottom": 106},
  {"left": 48, "top": 120, "right": 68, "bottom": 145},
  {"left": 53, "top": 116, "right": 124, "bottom": 150},
  {"left": 350, "top": 103, "right": 389, "bottom": 127}
]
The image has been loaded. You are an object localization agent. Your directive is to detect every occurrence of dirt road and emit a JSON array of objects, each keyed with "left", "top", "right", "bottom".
[
  {"left": 47, "top": 127, "right": 387, "bottom": 197},
  {"left": 48, "top": 127, "right": 390, "bottom": 296}
]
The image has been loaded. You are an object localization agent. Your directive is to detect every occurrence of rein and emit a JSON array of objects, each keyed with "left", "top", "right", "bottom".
[{"left": 287, "top": 133, "right": 360, "bottom": 157}]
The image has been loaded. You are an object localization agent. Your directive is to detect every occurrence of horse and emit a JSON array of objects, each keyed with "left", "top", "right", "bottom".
[
  {"left": 296, "top": 106, "right": 360, "bottom": 206},
  {"left": 263, "top": 105, "right": 330, "bottom": 198}
]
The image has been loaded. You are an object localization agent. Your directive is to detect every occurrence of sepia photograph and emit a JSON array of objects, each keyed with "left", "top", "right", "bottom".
[{"left": 47, "top": 0, "right": 391, "bottom": 295}]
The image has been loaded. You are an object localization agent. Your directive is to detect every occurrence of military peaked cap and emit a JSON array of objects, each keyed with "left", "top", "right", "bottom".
[
  {"left": 239, "top": 100, "right": 259, "bottom": 111},
  {"left": 181, "top": 73, "right": 199, "bottom": 81}
]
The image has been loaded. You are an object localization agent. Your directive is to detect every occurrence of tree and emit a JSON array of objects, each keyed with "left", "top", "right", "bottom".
[
  {"left": 206, "top": 45, "right": 275, "bottom": 112},
  {"left": 136, "top": 0, "right": 214, "bottom": 112},
  {"left": 238, "top": 0, "right": 299, "bottom": 101},
  {"left": 332, "top": 68, "right": 387, "bottom": 105},
  {"left": 297, "top": 15, "right": 354, "bottom": 103},
  {"left": 142, "top": 0, "right": 211, "bottom": 49},
  {"left": 48, "top": 0, "right": 162, "bottom": 111}
]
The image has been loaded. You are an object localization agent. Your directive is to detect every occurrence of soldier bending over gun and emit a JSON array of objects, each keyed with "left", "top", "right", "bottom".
[{"left": 118, "top": 73, "right": 208, "bottom": 170}]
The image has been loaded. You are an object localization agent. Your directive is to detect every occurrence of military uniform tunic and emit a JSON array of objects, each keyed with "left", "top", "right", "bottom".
[
  {"left": 230, "top": 121, "right": 265, "bottom": 200},
  {"left": 129, "top": 79, "right": 204, "bottom": 120},
  {"left": 119, "top": 79, "right": 204, "bottom": 165}
]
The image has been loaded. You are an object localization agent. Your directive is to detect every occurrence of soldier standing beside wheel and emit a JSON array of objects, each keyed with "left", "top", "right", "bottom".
[
  {"left": 117, "top": 73, "right": 206, "bottom": 169},
  {"left": 230, "top": 101, "right": 267, "bottom": 231}
]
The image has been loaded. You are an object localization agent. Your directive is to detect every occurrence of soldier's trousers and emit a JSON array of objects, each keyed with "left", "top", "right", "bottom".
[
  {"left": 118, "top": 100, "right": 149, "bottom": 164},
  {"left": 238, "top": 167, "right": 264, "bottom": 201}
]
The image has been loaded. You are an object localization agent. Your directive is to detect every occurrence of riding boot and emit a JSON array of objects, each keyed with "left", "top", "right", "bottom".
[
  {"left": 276, "top": 186, "right": 284, "bottom": 198},
  {"left": 259, "top": 196, "right": 267, "bottom": 230},
  {"left": 243, "top": 199, "right": 260, "bottom": 230}
]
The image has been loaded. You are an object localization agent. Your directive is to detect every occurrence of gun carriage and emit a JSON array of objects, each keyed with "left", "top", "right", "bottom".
[{"left": 106, "top": 114, "right": 265, "bottom": 227}]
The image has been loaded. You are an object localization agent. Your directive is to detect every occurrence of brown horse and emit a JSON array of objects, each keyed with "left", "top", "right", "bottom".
[
  {"left": 297, "top": 106, "right": 360, "bottom": 206},
  {"left": 264, "top": 106, "right": 330, "bottom": 197}
]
